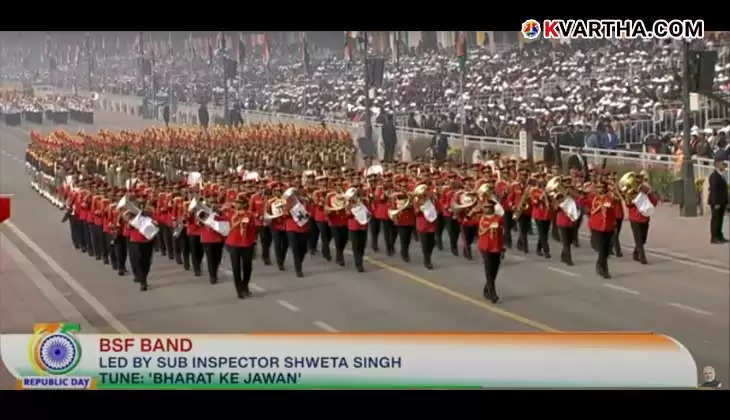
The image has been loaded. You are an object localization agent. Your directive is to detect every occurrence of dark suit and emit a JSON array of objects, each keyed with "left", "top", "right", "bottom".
[
  {"left": 708, "top": 170, "right": 728, "bottom": 241},
  {"left": 567, "top": 153, "right": 589, "bottom": 178},
  {"left": 198, "top": 105, "right": 209, "bottom": 129},
  {"left": 381, "top": 121, "right": 397, "bottom": 162}
]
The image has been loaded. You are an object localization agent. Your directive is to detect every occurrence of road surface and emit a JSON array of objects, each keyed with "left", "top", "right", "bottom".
[{"left": 1, "top": 110, "right": 727, "bottom": 389}]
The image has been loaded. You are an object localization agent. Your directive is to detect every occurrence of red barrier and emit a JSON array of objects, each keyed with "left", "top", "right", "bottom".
[{"left": 0, "top": 196, "right": 10, "bottom": 223}]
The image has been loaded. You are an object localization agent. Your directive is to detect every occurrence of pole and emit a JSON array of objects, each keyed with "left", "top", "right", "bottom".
[
  {"left": 87, "top": 34, "right": 92, "bottom": 92},
  {"left": 681, "top": 40, "right": 697, "bottom": 217},
  {"left": 460, "top": 74, "right": 465, "bottom": 164},
  {"left": 363, "top": 32, "right": 373, "bottom": 153}
]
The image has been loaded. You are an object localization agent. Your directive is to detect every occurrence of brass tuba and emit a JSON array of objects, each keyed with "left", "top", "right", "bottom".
[
  {"left": 545, "top": 176, "right": 566, "bottom": 202},
  {"left": 450, "top": 190, "right": 478, "bottom": 213},
  {"left": 325, "top": 192, "right": 347, "bottom": 212},
  {"left": 388, "top": 192, "right": 411, "bottom": 221},
  {"left": 618, "top": 171, "right": 640, "bottom": 202}
]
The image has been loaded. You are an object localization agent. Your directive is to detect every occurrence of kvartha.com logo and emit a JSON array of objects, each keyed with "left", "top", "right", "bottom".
[
  {"left": 20, "top": 323, "right": 95, "bottom": 390},
  {"left": 521, "top": 19, "right": 704, "bottom": 40}
]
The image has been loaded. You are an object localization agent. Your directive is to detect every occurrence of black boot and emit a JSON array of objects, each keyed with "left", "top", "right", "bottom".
[
  {"left": 488, "top": 278, "right": 499, "bottom": 303},
  {"left": 140, "top": 282, "right": 148, "bottom": 291}
]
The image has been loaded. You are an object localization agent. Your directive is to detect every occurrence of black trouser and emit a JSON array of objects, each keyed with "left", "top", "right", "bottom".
[
  {"left": 630, "top": 221, "right": 650, "bottom": 261},
  {"left": 316, "top": 222, "right": 332, "bottom": 259},
  {"left": 383, "top": 219, "right": 398, "bottom": 254},
  {"left": 420, "top": 231, "right": 435, "bottom": 266},
  {"left": 503, "top": 211, "right": 514, "bottom": 248},
  {"left": 369, "top": 218, "right": 382, "bottom": 251},
  {"left": 93, "top": 224, "right": 105, "bottom": 259},
  {"left": 559, "top": 226, "right": 573, "bottom": 263},
  {"left": 446, "top": 216, "right": 461, "bottom": 253},
  {"left": 593, "top": 229, "right": 612, "bottom": 274},
  {"left": 228, "top": 245, "right": 253, "bottom": 294},
  {"left": 128, "top": 240, "right": 154, "bottom": 286},
  {"left": 160, "top": 225, "right": 174, "bottom": 260},
  {"left": 202, "top": 242, "right": 224, "bottom": 281},
  {"left": 259, "top": 226, "right": 273, "bottom": 263},
  {"left": 272, "top": 228, "right": 289, "bottom": 267},
  {"left": 481, "top": 251, "right": 501, "bottom": 296},
  {"left": 535, "top": 220, "right": 551, "bottom": 255},
  {"left": 69, "top": 216, "right": 80, "bottom": 249},
  {"left": 84, "top": 222, "right": 95, "bottom": 257},
  {"left": 286, "top": 231, "right": 309, "bottom": 274},
  {"left": 308, "top": 221, "right": 320, "bottom": 253},
  {"left": 188, "top": 234, "right": 204, "bottom": 274},
  {"left": 115, "top": 235, "right": 128, "bottom": 273},
  {"left": 461, "top": 225, "right": 477, "bottom": 258},
  {"left": 397, "top": 225, "right": 413, "bottom": 260},
  {"left": 331, "top": 225, "right": 349, "bottom": 263},
  {"left": 573, "top": 213, "right": 583, "bottom": 246},
  {"left": 710, "top": 204, "right": 727, "bottom": 241},
  {"left": 611, "top": 218, "right": 623, "bottom": 255},
  {"left": 349, "top": 229, "right": 367, "bottom": 269},
  {"left": 174, "top": 229, "right": 190, "bottom": 269},
  {"left": 74, "top": 217, "right": 86, "bottom": 250},
  {"left": 435, "top": 215, "right": 446, "bottom": 249},
  {"left": 517, "top": 214, "right": 531, "bottom": 253},
  {"left": 551, "top": 213, "right": 561, "bottom": 242},
  {"left": 104, "top": 232, "right": 117, "bottom": 269}
]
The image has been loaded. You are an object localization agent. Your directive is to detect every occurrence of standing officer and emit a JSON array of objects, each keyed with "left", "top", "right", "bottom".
[{"left": 709, "top": 158, "right": 728, "bottom": 243}]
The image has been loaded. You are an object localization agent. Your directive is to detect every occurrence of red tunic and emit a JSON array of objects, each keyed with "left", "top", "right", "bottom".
[
  {"left": 129, "top": 223, "right": 152, "bottom": 243},
  {"left": 373, "top": 186, "right": 390, "bottom": 220},
  {"left": 186, "top": 214, "right": 203, "bottom": 236},
  {"left": 200, "top": 216, "right": 225, "bottom": 243},
  {"left": 478, "top": 214, "right": 504, "bottom": 253},
  {"left": 284, "top": 214, "right": 311, "bottom": 233},
  {"left": 556, "top": 196, "right": 585, "bottom": 228},
  {"left": 415, "top": 211, "right": 436, "bottom": 233},
  {"left": 439, "top": 188, "right": 454, "bottom": 217},
  {"left": 326, "top": 194, "right": 348, "bottom": 227},
  {"left": 627, "top": 192, "right": 658, "bottom": 224},
  {"left": 588, "top": 194, "right": 617, "bottom": 232},
  {"left": 225, "top": 211, "right": 258, "bottom": 247},
  {"left": 249, "top": 194, "right": 266, "bottom": 227},
  {"left": 612, "top": 196, "right": 624, "bottom": 220},
  {"left": 507, "top": 184, "right": 530, "bottom": 216},
  {"left": 347, "top": 210, "right": 368, "bottom": 231},
  {"left": 530, "top": 189, "right": 552, "bottom": 221}
]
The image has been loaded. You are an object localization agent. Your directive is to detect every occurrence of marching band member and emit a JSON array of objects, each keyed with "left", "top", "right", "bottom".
[
  {"left": 283, "top": 187, "right": 311, "bottom": 278},
  {"left": 225, "top": 193, "right": 258, "bottom": 298},
  {"left": 325, "top": 179, "right": 349, "bottom": 267},
  {"left": 113, "top": 190, "right": 129, "bottom": 276},
  {"left": 156, "top": 188, "right": 175, "bottom": 262},
  {"left": 552, "top": 177, "right": 582, "bottom": 267},
  {"left": 626, "top": 172, "right": 658, "bottom": 265},
  {"left": 124, "top": 191, "right": 156, "bottom": 291},
  {"left": 391, "top": 175, "right": 416, "bottom": 262},
  {"left": 439, "top": 173, "right": 460, "bottom": 256},
  {"left": 381, "top": 174, "right": 399, "bottom": 257},
  {"left": 186, "top": 187, "right": 205, "bottom": 277},
  {"left": 478, "top": 199, "right": 503, "bottom": 303},
  {"left": 412, "top": 183, "right": 437, "bottom": 270},
  {"left": 171, "top": 186, "right": 190, "bottom": 270},
  {"left": 608, "top": 172, "right": 624, "bottom": 258},
  {"left": 102, "top": 192, "right": 117, "bottom": 271},
  {"left": 588, "top": 179, "right": 617, "bottom": 279},
  {"left": 249, "top": 183, "right": 272, "bottom": 266},
  {"left": 199, "top": 193, "right": 226, "bottom": 284},
  {"left": 345, "top": 184, "right": 369, "bottom": 272},
  {"left": 509, "top": 168, "right": 533, "bottom": 254},
  {"left": 268, "top": 182, "right": 290, "bottom": 271},
  {"left": 312, "top": 175, "right": 332, "bottom": 261},
  {"left": 531, "top": 173, "right": 552, "bottom": 259},
  {"left": 496, "top": 169, "right": 514, "bottom": 249},
  {"left": 368, "top": 173, "right": 387, "bottom": 253}
]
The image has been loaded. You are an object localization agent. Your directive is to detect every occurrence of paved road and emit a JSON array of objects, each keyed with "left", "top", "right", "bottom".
[{"left": 1, "top": 111, "right": 727, "bottom": 389}]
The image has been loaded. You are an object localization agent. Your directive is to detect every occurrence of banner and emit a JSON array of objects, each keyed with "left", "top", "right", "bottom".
[{"left": 1, "top": 325, "right": 699, "bottom": 389}]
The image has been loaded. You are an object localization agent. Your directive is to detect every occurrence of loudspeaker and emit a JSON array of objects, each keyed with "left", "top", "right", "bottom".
[{"left": 689, "top": 50, "right": 718, "bottom": 93}]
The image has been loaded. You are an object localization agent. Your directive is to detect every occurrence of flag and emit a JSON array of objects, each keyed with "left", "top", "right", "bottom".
[
  {"left": 263, "top": 32, "right": 270, "bottom": 68},
  {"left": 75, "top": 44, "right": 80, "bottom": 66},
  {"left": 168, "top": 32, "right": 173, "bottom": 58},
  {"left": 217, "top": 31, "right": 224, "bottom": 50},
  {"left": 301, "top": 32, "right": 310, "bottom": 76},
  {"left": 66, "top": 45, "right": 71, "bottom": 65},
  {"left": 238, "top": 33, "right": 246, "bottom": 66},
  {"left": 208, "top": 37, "right": 214, "bottom": 64},
  {"left": 456, "top": 31, "right": 467, "bottom": 73},
  {"left": 344, "top": 31, "right": 353, "bottom": 62},
  {"left": 116, "top": 36, "right": 120, "bottom": 54}
]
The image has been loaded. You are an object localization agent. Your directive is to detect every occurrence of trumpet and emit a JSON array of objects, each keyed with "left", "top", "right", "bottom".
[{"left": 388, "top": 191, "right": 411, "bottom": 221}]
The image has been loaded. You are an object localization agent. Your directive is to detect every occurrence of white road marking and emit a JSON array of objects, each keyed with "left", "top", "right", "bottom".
[
  {"left": 3, "top": 221, "right": 131, "bottom": 334},
  {"left": 250, "top": 283, "right": 266, "bottom": 292},
  {"left": 507, "top": 254, "right": 527, "bottom": 262},
  {"left": 547, "top": 266, "right": 580, "bottom": 277},
  {"left": 313, "top": 321, "right": 339, "bottom": 333},
  {"left": 276, "top": 300, "right": 300, "bottom": 312},
  {"left": 602, "top": 283, "right": 640, "bottom": 295},
  {"left": 1, "top": 232, "right": 97, "bottom": 333},
  {"left": 667, "top": 302, "right": 713, "bottom": 316},
  {"left": 578, "top": 231, "right": 729, "bottom": 274}
]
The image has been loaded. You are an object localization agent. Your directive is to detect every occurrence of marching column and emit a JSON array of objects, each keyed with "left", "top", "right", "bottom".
[
  {"left": 478, "top": 200, "right": 503, "bottom": 303},
  {"left": 225, "top": 194, "right": 257, "bottom": 298},
  {"left": 588, "top": 180, "right": 616, "bottom": 279}
]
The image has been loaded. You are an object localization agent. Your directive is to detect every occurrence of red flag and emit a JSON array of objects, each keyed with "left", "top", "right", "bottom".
[
  {"left": 344, "top": 32, "right": 353, "bottom": 62},
  {"left": 263, "top": 32, "right": 270, "bottom": 67}
]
